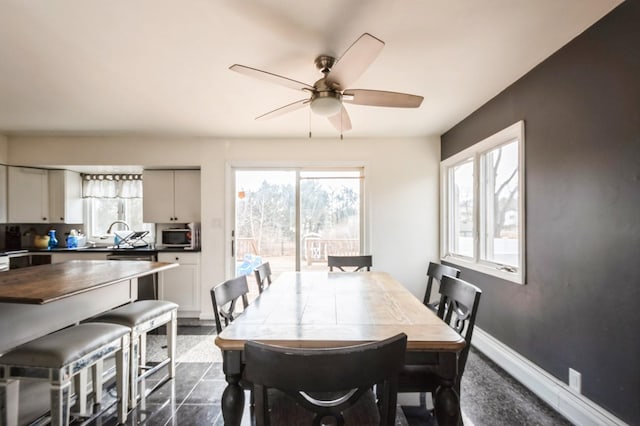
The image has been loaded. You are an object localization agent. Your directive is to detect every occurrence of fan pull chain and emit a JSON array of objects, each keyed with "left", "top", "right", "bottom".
[
  {"left": 308, "top": 107, "right": 312, "bottom": 139},
  {"left": 340, "top": 109, "right": 344, "bottom": 140}
]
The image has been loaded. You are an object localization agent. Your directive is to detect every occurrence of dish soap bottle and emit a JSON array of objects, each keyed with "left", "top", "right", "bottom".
[
  {"left": 66, "top": 229, "right": 78, "bottom": 249},
  {"left": 47, "top": 230, "right": 58, "bottom": 250}
]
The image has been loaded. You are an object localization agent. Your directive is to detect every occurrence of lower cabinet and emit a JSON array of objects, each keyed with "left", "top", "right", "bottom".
[{"left": 158, "top": 252, "right": 201, "bottom": 317}]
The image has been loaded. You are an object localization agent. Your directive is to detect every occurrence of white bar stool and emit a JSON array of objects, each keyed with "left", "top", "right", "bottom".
[
  {"left": 0, "top": 323, "right": 130, "bottom": 426},
  {"left": 89, "top": 300, "right": 178, "bottom": 409}
]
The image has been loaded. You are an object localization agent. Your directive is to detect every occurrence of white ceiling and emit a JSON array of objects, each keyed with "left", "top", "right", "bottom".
[{"left": 0, "top": 0, "right": 622, "bottom": 139}]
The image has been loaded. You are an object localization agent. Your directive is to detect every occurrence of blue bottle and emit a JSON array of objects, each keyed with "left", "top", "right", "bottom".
[
  {"left": 66, "top": 235, "right": 77, "bottom": 248},
  {"left": 48, "top": 230, "right": 58, "bottom": 250}
]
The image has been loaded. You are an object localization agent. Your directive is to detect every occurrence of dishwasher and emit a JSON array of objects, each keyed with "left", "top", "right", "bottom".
[{"left": 106, "top": 253, "right": 157, "bottom": 300}]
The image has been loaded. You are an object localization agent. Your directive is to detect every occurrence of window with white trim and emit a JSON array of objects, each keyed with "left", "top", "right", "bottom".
[
  {"left": 441, "top": 121, "right": 525, "bottom": 284},
  {"left": 82, "top": 174, "right": 154, "bottom": 242}
]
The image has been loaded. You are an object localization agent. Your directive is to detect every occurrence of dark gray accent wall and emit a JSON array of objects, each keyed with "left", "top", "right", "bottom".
[{"left": 441, "top": 2, "right": 640, "bottom": 423}]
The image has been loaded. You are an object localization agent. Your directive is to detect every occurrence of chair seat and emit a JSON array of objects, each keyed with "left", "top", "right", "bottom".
[
  {"left": 0, "top": 323, "right": 130, "bottom": 368},
  {"left": 92, "top": 300, "right": 178, "bottom": 327}
]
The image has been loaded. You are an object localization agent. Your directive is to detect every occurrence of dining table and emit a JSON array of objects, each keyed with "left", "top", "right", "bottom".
[
  {"left": 0, "top": 259, "right": 177, "bottom": 354},
  {"left": 214, "top": 270, "right": 465, "bottom": 426}
]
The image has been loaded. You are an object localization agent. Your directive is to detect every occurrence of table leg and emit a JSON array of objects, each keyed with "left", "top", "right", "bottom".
[
  {"left": 433, "top": 352, "right": 461, "bottom": 426},
  {"left": 221, "top": 350, "right": 245, "bottom": 426},
  {"left": 434, "top": 384, "right": 460, "bottom": 426}
]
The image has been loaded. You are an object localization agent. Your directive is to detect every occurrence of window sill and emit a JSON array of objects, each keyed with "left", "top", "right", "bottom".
[{"left": 441, "top": 255, "right": 525, "bottom": 285}]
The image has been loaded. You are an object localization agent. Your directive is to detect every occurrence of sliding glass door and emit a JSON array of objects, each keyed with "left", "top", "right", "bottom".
[
  {"left": 299, "top": 170, "right": 362, "bottom": 272},
  {"left": 233, "top": 168, "right": 363, "bottom": 296}
]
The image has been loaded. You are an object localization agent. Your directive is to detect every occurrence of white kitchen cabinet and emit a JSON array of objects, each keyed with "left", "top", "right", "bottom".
[
  {"left": 158, "top": 252, "right": 201, "bottom": 316},
  {"left": 8, "top": 166, "right": 49, "bottom": 223},
  {"left": 143, "top": 170, "right": 200, "bottom": 223},
  {"left": 0, "top": 165, "right": 7, "bottom": 223},
  {"left": 49, "top": 170, "right": 83, "bottom": 224}
]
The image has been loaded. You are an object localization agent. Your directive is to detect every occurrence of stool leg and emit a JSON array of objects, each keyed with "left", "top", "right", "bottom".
[
  {"left": 50, "top": 373, "right": 71, "bottom": 426},
  {"left": 139, "top": 331, "right": 147, "bottom": 368},
  {"left": 73, "top": 368, "right": 88, "bottom": 416},
  {"left": 167, "top": 310, "right": 177, "bottom": 378},
  {"left": 0, "top": 378, "right": 19, "bottom": 426},
  {"left": 116, "top": 335, "right": 130, "bottom": 424},
  {"left": 92, "top": 360, "right": 104, "bottom": 406},
  {"left": 129, "top": 332, "right": 139, "bottom": 409}
]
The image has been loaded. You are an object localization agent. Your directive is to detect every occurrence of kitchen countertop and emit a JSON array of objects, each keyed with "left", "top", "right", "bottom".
[
  {"left": 0, "top": 260, "right": 177, "bottom": 304},
  {"left": 0, "top": 250, "right": 29, "bottom": 256},
  {"left": 0, "top": 247, "right": 201, "bottom": 255}
]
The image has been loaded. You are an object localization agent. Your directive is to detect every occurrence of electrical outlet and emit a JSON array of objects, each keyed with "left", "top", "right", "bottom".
[{"left": 569, "top": 368, "right": 582, "bottom": 393}]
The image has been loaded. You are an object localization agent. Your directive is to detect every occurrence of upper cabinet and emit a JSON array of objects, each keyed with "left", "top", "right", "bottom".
[
  {"left": 143, "top": 170, "right": 200, "bottom": 223},
  {"left": 8, "top": 166, "right": 49, "bottom": 223},
  {"left": 8, "top": 167, "right": 83, "bottom": 224},
  {"left": 48, "top": 170, "right": 83, "bottom": 224}
]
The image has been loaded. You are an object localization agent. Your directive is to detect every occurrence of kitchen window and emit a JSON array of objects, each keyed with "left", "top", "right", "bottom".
[
  {"left": 441, "top": 121, "right": 525, "bottom": 284},
  {"left": 82, "top": 174, "right": 154, "bottom": 241}
]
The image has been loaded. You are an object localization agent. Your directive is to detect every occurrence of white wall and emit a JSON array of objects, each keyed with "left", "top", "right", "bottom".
[
  {"left": 0, "top": 135, "right": 8, "bottom": 163},
  {"left": 8, "top": 135, "right": 440, "bottom": 317}
]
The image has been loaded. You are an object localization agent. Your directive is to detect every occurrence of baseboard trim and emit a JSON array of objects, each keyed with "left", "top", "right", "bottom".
[{"left": 472, "top": 328, "right": 627, "bottom": 426}]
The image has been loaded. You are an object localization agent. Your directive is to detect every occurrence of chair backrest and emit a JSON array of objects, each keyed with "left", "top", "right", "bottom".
[
  {"left": 245, "top": 333, "right": 407, "bottom": 426},
  {"left": 253, "top": 262, "right": 273, "bottom": 294},
  {"left": 436, "top": 275, "right": 482, "bottom": 380},
  {"left": 423, "top": 262, "right": 461, "bottom": 308},
  {"left": 328, "top": 255, "right": 373, "bottom": 272},
  {"left": 210, "top": 275, "right": 249, "bottom": 334}
]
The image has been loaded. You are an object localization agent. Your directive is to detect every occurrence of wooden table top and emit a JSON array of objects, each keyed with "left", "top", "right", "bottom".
[
  {"left": 0, "top": 260, "right": 177, "bottom": 304},
  {"left": 215, "top": 271, "right": 465, "bottom": 352}
]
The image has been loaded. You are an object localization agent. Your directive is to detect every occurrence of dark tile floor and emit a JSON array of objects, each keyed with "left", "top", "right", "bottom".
[{"left": 78, "top": 321, "right": 572, "bottom": 426}]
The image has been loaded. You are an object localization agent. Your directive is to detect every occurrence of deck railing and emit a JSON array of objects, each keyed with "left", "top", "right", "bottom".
[{"left": 236, "top": 237, "right": 360, "bottom": 265}]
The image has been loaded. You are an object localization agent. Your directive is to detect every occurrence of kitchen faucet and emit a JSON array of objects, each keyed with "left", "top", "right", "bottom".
[{"left": 106, "top": 220, "right": 130, "bottom": 234}]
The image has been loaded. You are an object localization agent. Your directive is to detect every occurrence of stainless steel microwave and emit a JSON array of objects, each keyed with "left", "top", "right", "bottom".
[{"left": 161, "top": 224, "right": 200, "bottom": 249}]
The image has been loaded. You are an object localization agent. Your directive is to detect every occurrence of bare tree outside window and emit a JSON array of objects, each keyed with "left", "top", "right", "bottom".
[{"left": 481, "top": 140, "right": 519, "bottom": 266}]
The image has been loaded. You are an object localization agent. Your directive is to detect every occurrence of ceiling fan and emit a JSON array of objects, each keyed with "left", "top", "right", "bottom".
[{"left": 230, "top": 33, "right": 424, "bottom": 134}]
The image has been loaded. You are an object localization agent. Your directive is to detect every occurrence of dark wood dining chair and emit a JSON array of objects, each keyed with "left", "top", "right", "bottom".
[
  {"left": 244, "top": 333, "right": 407, "bottom": 426},
  {"left": 210, "top": 275, "right": 249, "bottom": 334},
  {"left": 422, "top": 262, "right": 461, "bottom": 312},
  {"left": 399, "top": 275, "right": 481, "bottom": 424},
  {"left": 328, "top": 255, "right": 373, "bottom": 272},
  {"left": 253, "top": 262, "right": 273, "bottom": 294}
]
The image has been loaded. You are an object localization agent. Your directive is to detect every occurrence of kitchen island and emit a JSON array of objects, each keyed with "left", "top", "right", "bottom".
[{"left": 0, "top": 259, "right": 177, "bottom": 354}]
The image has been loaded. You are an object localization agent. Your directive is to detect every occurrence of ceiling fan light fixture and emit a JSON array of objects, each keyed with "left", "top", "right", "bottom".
[
  {"left": 310, "top": 92, "right": 342, "bottom": 116},
  {"left": 231, "top": 33, "right": 423, "bottom": 130}
]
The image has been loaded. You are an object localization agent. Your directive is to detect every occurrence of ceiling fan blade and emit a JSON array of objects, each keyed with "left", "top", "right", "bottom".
[
  {"left": 342, "top": 89, "right": 424, "bottom": 108},
  {"left": 327, "top": 33, "right": 384, "bottom": 89},
  {"left": 230, "top": 64, "right": 314, "bottom": 92},
  {"left": 327, "top": 106, "right": 352, "bottom": 132},
  {"left": 256, "top": 99, "right": 310, "bottom": 121}
]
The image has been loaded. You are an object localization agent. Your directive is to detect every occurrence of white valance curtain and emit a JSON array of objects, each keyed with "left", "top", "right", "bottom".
[{"left": 82, "top": 174, "right": 142, "bottom": 198}]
